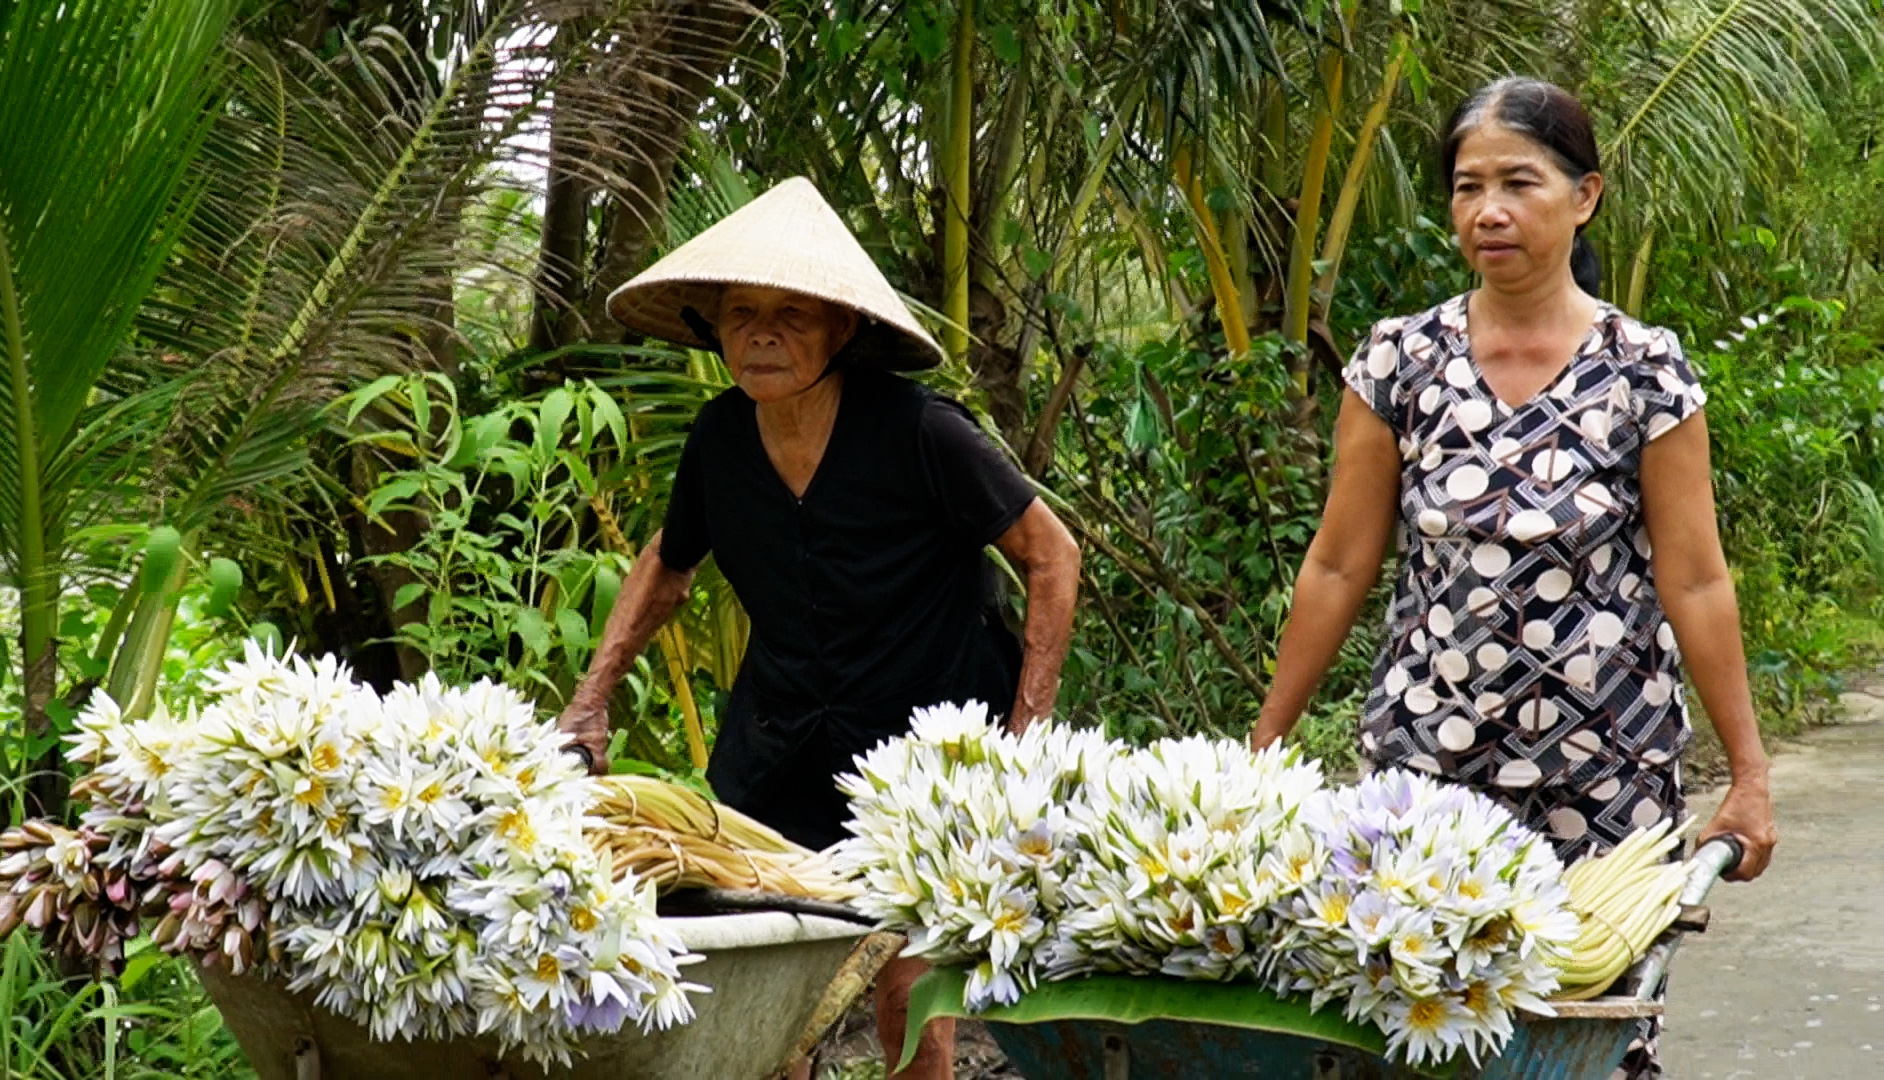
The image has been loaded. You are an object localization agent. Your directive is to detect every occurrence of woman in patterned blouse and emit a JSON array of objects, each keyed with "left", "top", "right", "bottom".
[{"left": 1249, "top": 79, "right": 1778, "bottom": 1078}]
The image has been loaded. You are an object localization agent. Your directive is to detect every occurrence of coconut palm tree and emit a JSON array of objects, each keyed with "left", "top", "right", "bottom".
[
  {"left": 3, "top": 0, "right": 768, "bottom": 815},
  {"left": 0, "top": 0, "right": 239, "bottom": 815},
  {"left": 1593, "top": 0, "right": 1878, "bottom": 313}
]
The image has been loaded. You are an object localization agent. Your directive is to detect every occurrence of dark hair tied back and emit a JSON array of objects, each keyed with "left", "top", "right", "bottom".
[{"left": 1442, "top": 77, "right": 1604, "bottom": 295}]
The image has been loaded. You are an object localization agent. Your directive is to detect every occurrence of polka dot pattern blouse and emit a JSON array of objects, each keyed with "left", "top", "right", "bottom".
[{"left": 1344, "top": 294, "right": 1708, "bottom": 798}]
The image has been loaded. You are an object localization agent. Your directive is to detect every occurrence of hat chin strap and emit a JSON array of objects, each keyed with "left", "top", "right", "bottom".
[{"left": 679, "top": 306, "right": 721, "bottom": 353}]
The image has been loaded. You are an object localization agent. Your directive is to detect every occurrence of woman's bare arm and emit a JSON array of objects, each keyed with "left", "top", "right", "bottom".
[
  {"left": 992, "top": 499, "right": 1081, "bottom": 733},
  {"left": 558, "top": 531, "right": 696, "bottom": 771},
  {"left": 1251, "top": 390, "right": 1402, "bottom": 749},
  {"left": 1641, "top": 413, "right": 1776, "bottom": 881}
]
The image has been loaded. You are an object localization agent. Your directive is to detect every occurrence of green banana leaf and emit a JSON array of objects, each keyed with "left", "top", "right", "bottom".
[{"left": 901, "top": 968, "right": 1456, "bottom": 1078}]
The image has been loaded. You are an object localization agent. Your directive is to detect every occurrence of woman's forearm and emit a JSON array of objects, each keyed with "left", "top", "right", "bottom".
[
  {"left": 569, "top": 538, "right": 695, "bottom": 712},
  {"left": 1011, "top": 544, "right": 1079, "bottom": 729},
  {"left": 993, "top": 501, "right": 1081, "bottom": 731},
  {"left": 1252, "top": 391, "right": 1401, "bottom": 748},
  {"left": 1252, "top": 557, "right": 1380, "bottom": 746},
  {"left": 1660, "top": 576, "right": 1769, "bottom": 781}
]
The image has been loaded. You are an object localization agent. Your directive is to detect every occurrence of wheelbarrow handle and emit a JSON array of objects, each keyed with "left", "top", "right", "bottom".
[{"left": 1682, "top": 835, "right": 1744, "bottom": 905}]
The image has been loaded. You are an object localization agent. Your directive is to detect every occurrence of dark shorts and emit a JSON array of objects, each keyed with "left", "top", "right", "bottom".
[{"left": 706, "top": 707, "right": 871, "bottom": 851}]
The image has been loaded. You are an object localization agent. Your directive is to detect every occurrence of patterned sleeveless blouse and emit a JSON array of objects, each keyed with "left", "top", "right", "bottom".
[{"left": 1344, "top": 294, "right": 1707, "bottom": 802}]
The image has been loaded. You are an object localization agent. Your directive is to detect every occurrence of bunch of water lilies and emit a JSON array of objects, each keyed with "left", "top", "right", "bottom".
[
  {"left": 0, "top": 645, "right": 702, "bottom": 1065},
  {"left": 835, "top": 702, "right": 1118, "bottom": 1008},
  {"left": 834, "top": 704, "right": 1578, "bottom": 1069},
  {"left": 1274, "top": 771, "right": 1579, "bottom": 1067}
]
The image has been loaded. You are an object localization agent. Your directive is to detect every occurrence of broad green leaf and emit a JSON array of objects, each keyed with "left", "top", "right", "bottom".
[
  {"left": 117, "top": 946, "right": 164, "bottom": 994},
  {"left": 590, "top": 387, "right": 628, "bottom": 450},
  {"left": 514, "top": 608, "right": 552, "bottom": 655},
  {"left": 555, "top": 606, "right": 590, "bottom": 651},
  {"left": 411, "top": 379, "right": 432, "bottom": 439},
  {"left": 901, "top": 970, "right": 1442, "bottom": 1076},
  {"left": 392, "top": 582, "right": 426, "bottom": 612},
  {"left": 566, "top": 453, "right": 598, "bottom": 497},
  {"left": 344, "top": 375, "right": 405, "bottom": 426},
  {"left": 590, "top": 565, "right": 623, "bottom": 639},
  {"left": 575, "top": 392, "right": 595, "bottom": 455},
  {"left": 367, "top": 476, "right": 424, "bottom": 516},
  {"left": 471, "top": 411, "right": 512, "bottom": 458},
  {"left": 909, "top": 10, "right": 947, "bottom": 61},
  {"left": 537, "top": 388, "right": 574, "bottom": 459},
  {"left": 990, "top": 23, "right": 1022, "bottom": 64}
]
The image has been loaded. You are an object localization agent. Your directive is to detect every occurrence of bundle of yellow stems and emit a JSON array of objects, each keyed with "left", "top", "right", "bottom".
[
  {"left": 587, "top": 774, "right": 860, "bottom": 903},
  {"left": 1547, "top": 819, "right": 1689, "bottom": 1001}
]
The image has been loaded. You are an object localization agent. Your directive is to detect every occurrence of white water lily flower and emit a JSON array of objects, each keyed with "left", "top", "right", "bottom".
[{"left": 839, "top": 720, "right": 1323, "bottom": 1004}]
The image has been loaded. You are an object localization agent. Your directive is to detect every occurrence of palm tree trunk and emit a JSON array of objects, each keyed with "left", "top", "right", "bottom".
[
  {"left": 582, "top": 1, "right": 765, "bottom": 337},
  {"left": 969, "top": 49, "right": 1032, "bottom": 441},
  {"left": 530, "top": 49, "right": 594, "bottom": 353},
  {"left": 1314, "top": 34, "right": 1408, "bottom": 320},
  {"left": 0, "top": 228, "right": 61, "bottom": 818},
  {"left": 941, "top": 0, "right": 976, "bottom": 365},
  {"left": 1175, "top": 144, "right": 1252, "bottom": 356},
  {"left": 1283, "top": 7, "right": 1355, "bottom": 373}
]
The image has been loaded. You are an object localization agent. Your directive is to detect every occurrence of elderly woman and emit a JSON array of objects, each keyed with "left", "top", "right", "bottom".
[
  {"left": 1250, "top": 79, "right": 1777, "bottom": 1079},
  {"left": 558, "top": 177, "right": 1080, "bottom": 1080}
]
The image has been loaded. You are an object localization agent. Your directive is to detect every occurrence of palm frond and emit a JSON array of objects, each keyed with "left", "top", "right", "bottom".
[
  {"left": 1603, "top": 0, "right": 1878, "bottom": 230},
  {"left": 0, "top": 0, "right": 234, "bottom": 560},
  {"left": 91, "top": 0, "right": 761, "bottom": 550}
]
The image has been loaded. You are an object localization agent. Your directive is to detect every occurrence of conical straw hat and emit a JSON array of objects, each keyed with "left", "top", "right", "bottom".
[{"left": 607, "top": 177, "right": 945, "bottom": 371}]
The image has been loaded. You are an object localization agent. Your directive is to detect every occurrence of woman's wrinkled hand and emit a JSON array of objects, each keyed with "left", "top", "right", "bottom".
[
  {"left": 1697, "top": 775, "right": 1777, "bottom": 882},
  {"left": 558, "top": 698, "right": 611, "bottom": 776}
]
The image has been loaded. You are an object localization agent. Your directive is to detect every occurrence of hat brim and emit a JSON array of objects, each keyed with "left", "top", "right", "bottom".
[
  {"left": 607, "top": 276, "right": 943, "bottom": 372},
  {"left": 602, "top": 177, "right": 946, "bottom": 372}
]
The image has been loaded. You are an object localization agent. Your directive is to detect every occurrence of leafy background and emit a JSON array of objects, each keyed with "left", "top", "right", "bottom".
[{"left": 0, "top": 0, "right": 1881, "bottom": 1073}]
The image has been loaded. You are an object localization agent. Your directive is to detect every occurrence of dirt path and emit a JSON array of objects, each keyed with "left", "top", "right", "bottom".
[{"left": 1660, "top": 689, "right": 1884, "bottom": 1078}]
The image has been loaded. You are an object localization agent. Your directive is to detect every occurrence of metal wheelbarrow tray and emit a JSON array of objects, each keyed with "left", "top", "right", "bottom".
[
  {"left": 200, "top": 910, "right": 868, "bottom": 1080},
  {"left": 917, "top": 838, "right": 1742, "bottom": 1080}
]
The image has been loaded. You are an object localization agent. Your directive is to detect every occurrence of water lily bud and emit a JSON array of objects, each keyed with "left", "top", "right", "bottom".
[
  {"left": 151, "top": 910, "right": 183, "bottom": 947},
  {"left": 0, "top": 893, "right": 22, "bottom": 938},
  {"left": 23, "top": 887, "right": 57, "bottom": 929}
]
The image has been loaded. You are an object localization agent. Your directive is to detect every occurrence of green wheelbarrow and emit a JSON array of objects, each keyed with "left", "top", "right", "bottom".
[{"left": 909, "top": 838, "right": 1743, "bottom": 1080}]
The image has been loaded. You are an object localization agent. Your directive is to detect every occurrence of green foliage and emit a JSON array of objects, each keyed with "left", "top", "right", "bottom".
[
  {"left": 9, "top": 1, "right": 1884, "bottom": 1067},
  {"left": 348, "top": 368, "right": 735, "bottom": 772},
  {"left": 0, "top": 936, "right": 251, "bottom": 1080},
  {"left": 353, "top": 376, "right": 620, "bottom": 693},
  {"left": 1041, "top": 329, "right": 1372, "bottom": 758},
  {"left": 1680, "top": 299, "right": 1884, "bottom": 726}
]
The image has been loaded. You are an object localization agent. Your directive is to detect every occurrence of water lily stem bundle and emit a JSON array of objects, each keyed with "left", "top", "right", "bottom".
[
  {"left": 1549, "top": 820, "right": 1687, "bottom": 1001},
  {"left": 587, "top": 776, "right": 857, "bottom": 902}
]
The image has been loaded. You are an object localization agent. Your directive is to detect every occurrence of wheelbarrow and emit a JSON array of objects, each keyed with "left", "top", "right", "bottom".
[
  {"left": 199, "top": 907, "right": 873, "bottom": 1080},
  {"left": 912, "top": 837, "right": 1744, "bottom": 1080}
]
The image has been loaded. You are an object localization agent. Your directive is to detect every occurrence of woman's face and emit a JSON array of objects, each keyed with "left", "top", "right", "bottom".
[
  {"left": 716, "top": 285, "right": 858, "bottom": 404},
  {"left": 1450, "top": 121, "right": 1603, "bottom": 293}
]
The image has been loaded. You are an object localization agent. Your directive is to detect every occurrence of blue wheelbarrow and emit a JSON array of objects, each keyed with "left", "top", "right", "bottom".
[{"left": 906, "top": 838, "right": 1742, "bottom": 1080}]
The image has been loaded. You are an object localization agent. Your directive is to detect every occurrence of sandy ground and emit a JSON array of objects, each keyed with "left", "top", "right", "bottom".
[{"left": 1660, "top": 689, "right": 1884, "bottom": 1079}]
